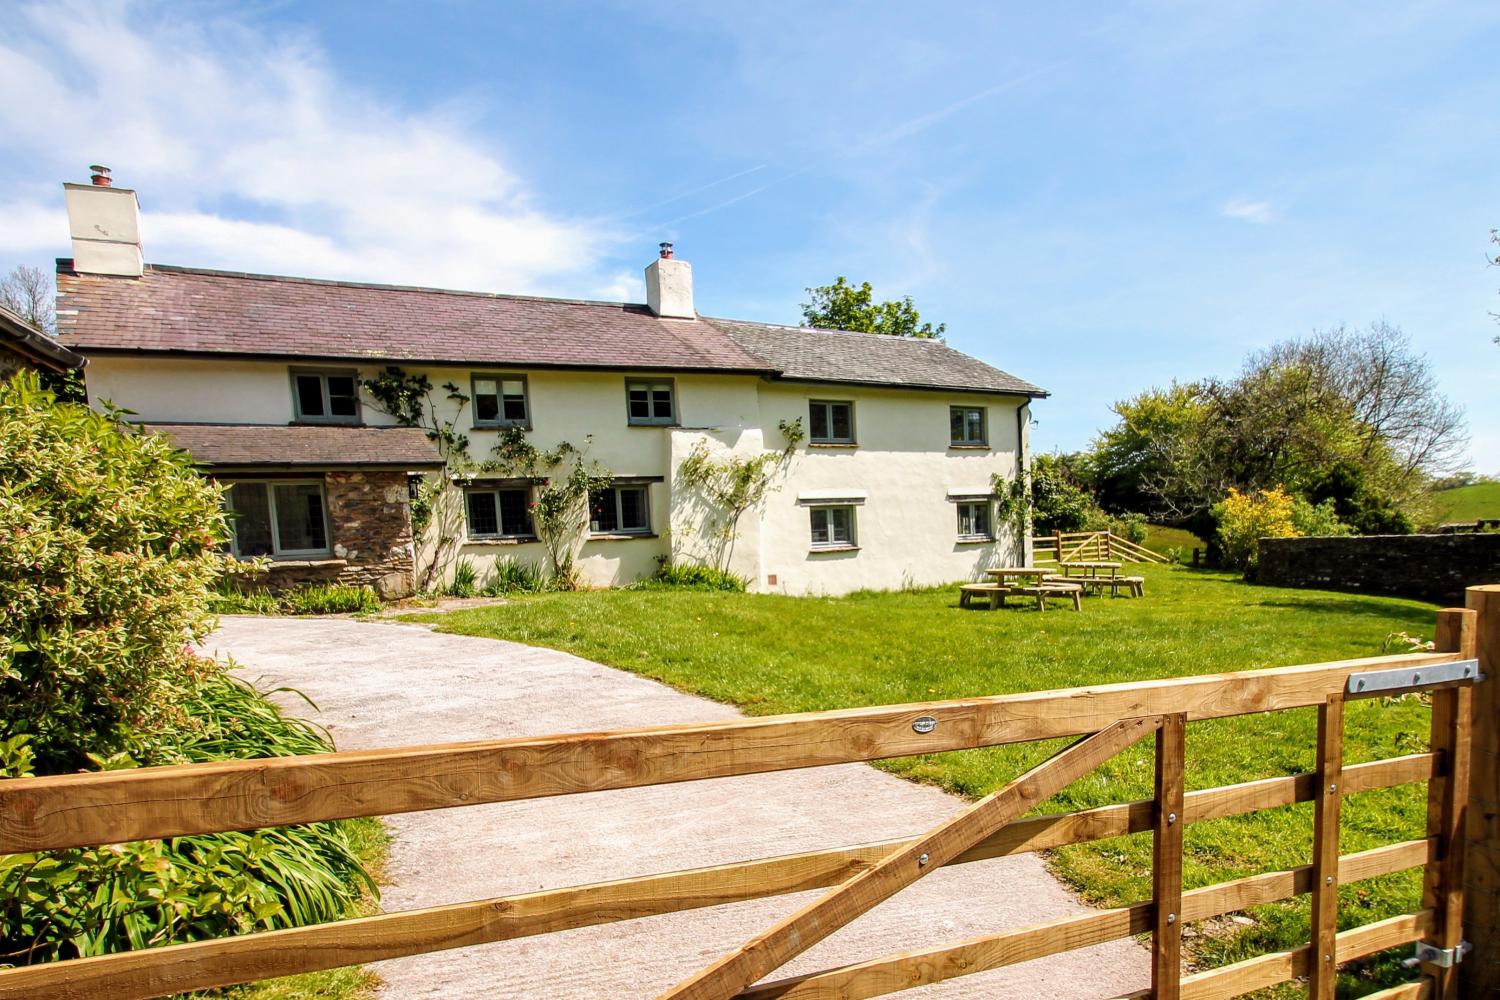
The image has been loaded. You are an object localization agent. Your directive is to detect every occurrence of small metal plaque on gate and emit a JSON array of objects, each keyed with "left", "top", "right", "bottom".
[
  {"left": 912, "top": 715, "right": 938, "bottom": 734},
  {"left": 1346, "top": 658, "right": 1481, "bottom": 695}
]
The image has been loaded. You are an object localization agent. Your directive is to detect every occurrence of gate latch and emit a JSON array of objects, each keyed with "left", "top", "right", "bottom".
[{"left": 1402, "top": 940, "right": 1471, "bottom": 969}]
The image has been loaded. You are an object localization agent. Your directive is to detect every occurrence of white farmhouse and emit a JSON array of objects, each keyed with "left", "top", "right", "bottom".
[{"left": 54, "top": 170, "right": 1045, "bottom": 597}]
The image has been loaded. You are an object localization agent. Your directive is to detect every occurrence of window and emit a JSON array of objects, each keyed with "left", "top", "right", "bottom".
[
  {"left": 292, "top": 370, "right": 360, "bottom": 424},
  {"left": 465, "top": 486, "right": 534, "bottom": 539},
  {"left": 223, "top": 480, "right": 331, "bottom": 558},
  {"left": 626, "top": 379, "right": 676, "bottom": 425},
  {"left": 809, "top": 505, "right": 856, "bottom": 549},
  {"left": 957, "top": 500, "right": 994, "bottom": 540},
  {"left": 472, "top": 375, "right": 530, "bottom": 428},
  {"left": 589, "top": 485, "right": 651, "bottom": 534},
  {"left": 809, "top": 400, "right": 855, "bottom": 444},
  {"left": 950, "top": 406, "right": 987, "bottom": 446}
]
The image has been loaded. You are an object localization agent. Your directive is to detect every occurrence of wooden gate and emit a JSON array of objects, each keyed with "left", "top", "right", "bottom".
[{"left": 2, "top": 586, "right": 1498, "bottom": 999}]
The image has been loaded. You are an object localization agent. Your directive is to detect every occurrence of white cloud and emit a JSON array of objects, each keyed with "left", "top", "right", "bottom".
[
  {"left": 1220, "top": 197, "right": 1276, "bottom": 225},
  {"left": 593, "top": 270, "right": 645, "bottom": 303},
  {"left": 0, "top": 1, "right": 616, "bottom": 293}
]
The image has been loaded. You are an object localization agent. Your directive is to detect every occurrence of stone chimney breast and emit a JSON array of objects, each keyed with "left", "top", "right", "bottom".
[
  {"left": 64, "top": 165, "right": 143, "bottom": 277},
  {"left": 644, "top": 242, "right": 694, "bottom": 319}
]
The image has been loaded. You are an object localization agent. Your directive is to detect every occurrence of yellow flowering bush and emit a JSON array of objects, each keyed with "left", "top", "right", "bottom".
[{"left": 1211, "top": 486, "right": 1300, "bottom": 570}]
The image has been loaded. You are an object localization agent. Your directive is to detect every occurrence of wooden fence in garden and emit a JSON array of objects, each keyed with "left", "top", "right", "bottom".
[
  {"left": 1034, "top": 529, "right": 1172, "bottom": 566},
  {"left": 3, "top": 587, "right": 1500, "bottom": 999}
]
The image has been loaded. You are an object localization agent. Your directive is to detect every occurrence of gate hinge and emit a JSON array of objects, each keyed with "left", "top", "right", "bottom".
[{"left": 1402, "top": 940, "right": 1471, "bottom": 969}]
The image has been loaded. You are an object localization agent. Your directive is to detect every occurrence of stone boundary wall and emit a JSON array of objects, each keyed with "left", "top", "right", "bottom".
[{"left": 1258, "top": 533, "right": 1500, "bottom": 605}]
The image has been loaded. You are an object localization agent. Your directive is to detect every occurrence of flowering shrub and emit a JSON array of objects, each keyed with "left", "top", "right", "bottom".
[
  {"left": 0, "top": 373, "right": 227, "bottom": 772},
  {"left": 1210, "top": 486, "right": 1300, "bottom": 571}
]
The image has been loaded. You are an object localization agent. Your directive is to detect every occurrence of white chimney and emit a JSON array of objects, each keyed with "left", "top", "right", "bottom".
[
  {"left": 64, "top": 165, "right": 143, "bottom": 277},
  {"left": 644, "top": 242, "right": 694, "bottom": 319}
]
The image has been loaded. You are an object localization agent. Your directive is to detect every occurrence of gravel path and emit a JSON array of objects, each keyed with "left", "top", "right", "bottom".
[{"left": 203, "top": 616, "right": 1150, "bottom": 999}]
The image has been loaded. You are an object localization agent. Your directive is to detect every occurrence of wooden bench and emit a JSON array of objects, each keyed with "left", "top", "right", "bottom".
[
  {"left": 1011, "top": 582, "right": 1084, "bottom": 611},
  {"left": 958, "top": 583, "right": 1012, "bottom": 609},
  {"left": 1103, "top": 576, "right": 1145, "bottom": 598}
]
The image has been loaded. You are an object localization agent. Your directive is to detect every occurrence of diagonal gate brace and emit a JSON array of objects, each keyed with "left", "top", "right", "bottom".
[{"left": 658, "top": 715, "right": 1164, "bottom": 1000}]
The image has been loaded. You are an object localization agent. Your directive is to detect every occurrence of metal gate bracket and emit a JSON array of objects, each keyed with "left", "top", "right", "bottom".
[
  {"left": 1347, "top": 659, "right": 1481, "bottom": 695},
  {"left": 1403, "top": 940, "right": 1471, "bottom": 969}
]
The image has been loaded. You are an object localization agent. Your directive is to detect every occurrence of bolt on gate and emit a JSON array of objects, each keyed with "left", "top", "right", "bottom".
[{"left": 3, "top": 585, "right": 1500, "bottom": 999}]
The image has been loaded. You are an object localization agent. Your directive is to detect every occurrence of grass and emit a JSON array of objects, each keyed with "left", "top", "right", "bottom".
[
  {"left": 1433, "top": 481, "right": 1500, "bottom": 523},
  {"left": 210, "top": 583, "right": 381, "bottom": 617},
  {"left": 1143, "top": 523, "right": 1207, "bottom": 556},
  {"left": 412, "top": 564, "right": 1440, "bottom": 996}
]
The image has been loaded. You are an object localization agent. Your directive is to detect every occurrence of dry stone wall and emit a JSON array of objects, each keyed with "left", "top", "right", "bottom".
[{"left": 1257, "top": 534, "right": 1500, "bottom": 605}]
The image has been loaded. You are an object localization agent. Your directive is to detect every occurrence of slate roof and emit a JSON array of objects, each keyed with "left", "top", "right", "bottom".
[
  {"left": 705, "top": 318, "right": 1046, "bottom": 397},
  {"left": 56, "top": 263, "right": 1045, "bottom": 396},
  {"left": 141, "top": 423, "right": 445, "bottom": 469}
]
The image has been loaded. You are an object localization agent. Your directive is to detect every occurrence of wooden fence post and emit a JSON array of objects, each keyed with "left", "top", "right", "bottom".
[
  {"left": 1426, "top": 608, "right": 1476, "bottom": 999},
  {"left": 1462, "top": 584, "right": 1500, "bottom": 997}
]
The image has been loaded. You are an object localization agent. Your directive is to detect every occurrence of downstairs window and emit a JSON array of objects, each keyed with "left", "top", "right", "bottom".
[
  {"left": 589, "top": 485, "right": 651, "bottom": 535},
  {"left": 465, "top": 486, "right": 535, "bottom": 539},
  {"left": 809, "top": 505, "right": 857, "bottom": 549},
  {"left": 224, "top": 480, "right": 331, "bottom": 558}
]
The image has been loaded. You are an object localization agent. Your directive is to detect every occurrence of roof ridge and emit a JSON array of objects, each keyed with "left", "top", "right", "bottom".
[
  {"left": 705, "top": 315, "right": 950, "bottom": 344},
  {"left": 141, "top": 263, "right": 653, "bottom": 312}
]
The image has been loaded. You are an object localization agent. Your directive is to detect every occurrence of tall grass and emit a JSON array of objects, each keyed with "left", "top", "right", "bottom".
[
  {"left": 481, "top": 558, "right": 546, "bottom": 596},
  {"left": 210, "top": 582, "right": 380, "bottom": 616},
  {"left": 632, "top": 562, "right": 748, "bottom": 592}
]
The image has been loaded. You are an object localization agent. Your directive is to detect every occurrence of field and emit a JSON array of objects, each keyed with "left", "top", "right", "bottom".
[
  {"left": 1433, "top": 481, "right": 1500, "bottom": 523},
  {"left": 416, "top": 565, "right": 1442, "bottom": 996}
]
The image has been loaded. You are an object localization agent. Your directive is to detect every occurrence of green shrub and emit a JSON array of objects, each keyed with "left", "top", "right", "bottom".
[
  {"left": 444, "top": 557, "right": 479, "bottom": 597},
  {"left": 280, "top": 584, "right": 380, "bottom": 616},
  {"left": 1291, "top": 496, "right": 1353, "bottom": 537},
  {"left": 635, "top": 562, "right": 748, "bottom": 592},
  {"left": 481, "top": 558, "right": 545, "bottom": 595},
  {"left": 0, "top": 372, "right": 227, "bottom": 773}
]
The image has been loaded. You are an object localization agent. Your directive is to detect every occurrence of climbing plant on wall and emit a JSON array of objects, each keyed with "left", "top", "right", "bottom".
[
  {"left": 489, "top": 427, "right": 613, "bottom": 590},
  {"left": 675, "top": 418, "right": 805, "bottom": 573}
]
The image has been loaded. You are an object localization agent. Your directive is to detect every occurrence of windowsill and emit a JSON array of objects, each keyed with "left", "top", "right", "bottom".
[
  {"left": 290, "top": 419, "right": 364, "bottom": 427},
  {"left": 465, "top": 536, "right": 540, "bottom": 546},
  {"left": 949, "top": 444, "right": 990, "bottom": 450},
  {"left": 809, "top": 442, "right": 859, "bottom": 449},
  {"left": 627, "top": 422, "right": 680, "bottom": 429},
  {"left": 472, "top": 424, "right": 532, "bottom": 432},
  {"left": 956, "top": 536, "right": 997, "bottom": 545},
  {"left": 809, "top": 544, "right": 861, "bottom": 554},
  {"left": 262, "top": 557, "right": 346, "bottom": 569},
  {"left": 587, "top": 532, "right": 660, "bottom": 540}
]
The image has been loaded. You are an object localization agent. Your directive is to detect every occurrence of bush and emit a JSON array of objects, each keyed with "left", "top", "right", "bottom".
[
  {"left": 481, "top": 558, "right": 546, "bottom": 595},
  {"left": 1211, "top": 486, "right": 1300, "bottom": 571},
  {"left": 0, "top": 373, "right": 226, "bottom": 773},
  {"left": 634, "top": 562, "right": 748, "bottom": 592},
  {"left": 0, "top": 666, "right": 376, "bottom": 964},
  {"left": 281, "top": 584, "right": 380, "bottom": 616},
  {"left": 1291, "top": 497, "right": 1352, "bottom": 538}
]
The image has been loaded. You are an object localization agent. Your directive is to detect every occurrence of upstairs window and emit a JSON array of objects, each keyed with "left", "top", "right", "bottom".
[
  {"left": 465, "top": 486, "right": 534, "bottom": 539},
  {"left": 292, "top": 370, "right": 360, "bottom": 424},
  {"left": 589, "top": 485, "right": 651, "bottom": 534},
  {"left": 809, "top": 505, "right": 857, "bottom": 550},
  {"left": 950, "top": 405, "right": 987, "bottom": 446},
  {"left": 956, "top": 500, "right": 994, "bottom": 540},
  {"left": 473, "top": 375, "right": 530, "bottom": 428},
  {"left": 224, "top": 480, "right": 330, "bottom": 558},
  {"left": 809, "top": 400, "right": 855, "bottom": 444},
  {"left": 626, "top": 379, "right": 676, "bottom": 425}
]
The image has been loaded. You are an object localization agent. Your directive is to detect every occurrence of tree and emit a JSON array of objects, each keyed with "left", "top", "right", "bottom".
[
  {"left": 0, "top": 265, "right": 55, "bottom": 334},
  {"left": 801, "top": 277, "right": 945, "bottom": 339}
]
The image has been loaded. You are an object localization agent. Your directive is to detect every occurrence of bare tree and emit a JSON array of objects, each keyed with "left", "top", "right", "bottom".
[{"left": 0, "top": 265, "right": 55, "bottom": 334}]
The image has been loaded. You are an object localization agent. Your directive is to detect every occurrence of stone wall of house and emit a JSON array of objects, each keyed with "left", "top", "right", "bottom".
[
  {"left": 263, "top": 470, "right": 417, "bottom": 598},
  {"left": 1258, "top": 534, "right": 1500, "bottom": 605}
]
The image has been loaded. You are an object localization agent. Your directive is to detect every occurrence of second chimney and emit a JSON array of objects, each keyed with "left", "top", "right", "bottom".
[
  {"left": 644, "top": 242, "right": 694, "bottom": 319},
  {"left": 64, "top": 165, "right": 143, "bottom": 277}
]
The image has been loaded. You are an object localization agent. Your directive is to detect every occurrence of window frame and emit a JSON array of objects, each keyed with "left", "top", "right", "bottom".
[
  {"left": 625, "top": 378, "right": 678, "bottom": 426},
  {"left": 470, "top": 373, "right": 532, "bottom": 430},
  {"left": 808, "top": 503, "right": 858, "bottom": 551},
  {"left": 463, "top": 483, "right": 537, "bottom": 540},
  {"left": 949, "top": 405, "right": 988, "bottom": 447},
  {"left": 589, "top": 483, "right": 653, "bottom": 536},
  {"left": 290, "top": 368, "right": 362, "bottom": 425},
  {"left": 808, "top": 399, "right": 857, "bottom": 445},
  {"left": 223, "top": 478, "right": 333, "bottom": 559},
  {"left": 956, "top": 499, "right": 995, "bottom": 541}
]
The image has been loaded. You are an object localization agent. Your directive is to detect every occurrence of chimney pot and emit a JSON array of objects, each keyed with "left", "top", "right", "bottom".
[
  {"left": 659, "top": 242, "right": 674, "bottom": 259},
  {"left": 89, "top": 164, "right": 112, "bottom": 187}
]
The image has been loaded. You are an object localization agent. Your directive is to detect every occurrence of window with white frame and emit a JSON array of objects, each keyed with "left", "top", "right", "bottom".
[
  {"left": 291, "top": 369, "right": 360, "bottom": 424},
  {"left": 472, "top": 375, "right": 530, "bottom": 428},
  {"left": 809, "top": 505, "right": 857, "bottom": 549},
  {"left": 589, "top": 484, "right": 651, "bottom": 534},
  {"left": 809, "top": 400, "right": 855, "bottom": 444},
  {"left": 949, "top": 405, "right": 987, "bottom": 446},
  {"left": 626, "top": 379, "right": 676, "bottom": 425},
  {"left": 465, "top": 485, "right": 535, "bottom": 539},
  {"left": 956, "top": 499, "right": 994, "bottom": 540},
  {"left": 223, "top": 480, "right": 331, "bottom": 558}
]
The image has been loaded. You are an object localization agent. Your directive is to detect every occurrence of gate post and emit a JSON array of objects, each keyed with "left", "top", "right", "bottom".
[{"left": 1462, "top": 584, "right": 1500, "bottom": 997}]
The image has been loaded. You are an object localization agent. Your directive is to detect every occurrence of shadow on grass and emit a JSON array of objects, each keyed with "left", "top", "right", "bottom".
[{"left": 1255, "top": 595, "right": 1434, "bottom": 622}]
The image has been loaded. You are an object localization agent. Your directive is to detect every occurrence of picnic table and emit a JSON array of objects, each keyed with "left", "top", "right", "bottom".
[
  {"left": 962, "top": 567, "right": 1084, "bottom": 611},
  {"left": 1057, "top": 561, "right": 1145, "bottom": 598},
  {"left": 984, "top": 567, "right": 1053, "bottom": 582}
]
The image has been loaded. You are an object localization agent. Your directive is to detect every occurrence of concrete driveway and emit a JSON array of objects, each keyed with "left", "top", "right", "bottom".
[{"left": 202, "top": 616, "right": 1150, "bottom": 999}]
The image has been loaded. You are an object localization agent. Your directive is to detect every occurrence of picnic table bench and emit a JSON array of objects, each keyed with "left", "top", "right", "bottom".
[
  {"left": 1054, "top": 561, "right": 1145, "bottom": 598},
  {"left": 960, "top": 579, "right": 1084, "bottom": 611}
]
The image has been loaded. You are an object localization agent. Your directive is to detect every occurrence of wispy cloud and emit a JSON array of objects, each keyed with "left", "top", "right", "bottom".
[
  {"left": 1221, "top": 197, "right": 1276, "bottom": 224},
  {"left": 0, "top": 1, "right": 616, "bottom": 293}
]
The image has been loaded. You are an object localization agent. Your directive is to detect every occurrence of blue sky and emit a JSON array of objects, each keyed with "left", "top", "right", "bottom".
[{"left": 3, "top": 1, "right": 1498, "bottom": 468}]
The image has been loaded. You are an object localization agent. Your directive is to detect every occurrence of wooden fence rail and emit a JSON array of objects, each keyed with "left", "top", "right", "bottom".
[
  {"left": 1, "top": 590, "right": 1496, "bottom": 1000},
  {"left": 1033, "top": 529, "right": 1171, "bottom": 565}
]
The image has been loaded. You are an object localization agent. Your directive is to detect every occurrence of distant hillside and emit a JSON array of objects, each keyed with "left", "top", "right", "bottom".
[{"left": 1434, "top": 482, "right": 1500, "bottom": 523}]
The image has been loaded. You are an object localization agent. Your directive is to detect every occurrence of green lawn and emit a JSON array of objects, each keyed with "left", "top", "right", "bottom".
[
  {"left": 414, "top": 566, "right": 1442, "bottom": 996},
  {"left": 1143, "top": 523, "right": 1207, "bottom": 556},
  {"left": 1434, "top": 481, "right": 1500, "bottom": 523}
]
